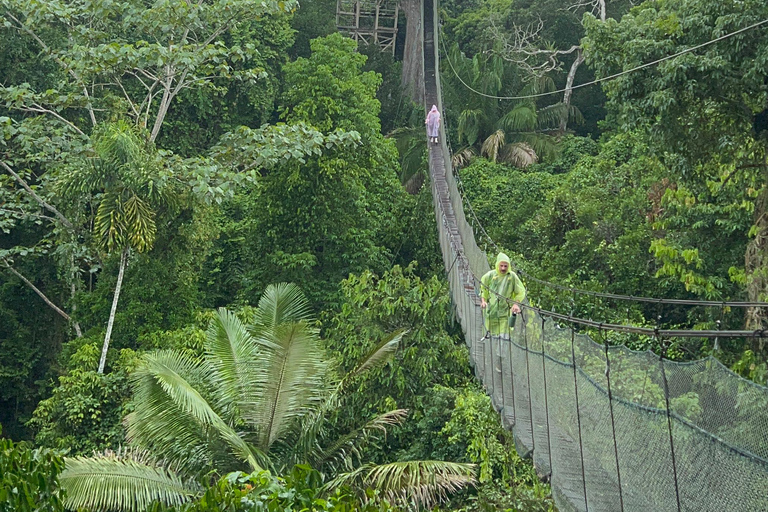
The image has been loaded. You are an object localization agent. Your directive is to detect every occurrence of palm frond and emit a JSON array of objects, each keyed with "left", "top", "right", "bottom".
[
  {"left": 537, "top": 102, "right": 568, "bottom": 130},
  {"left": 480, "top": 130, "right": 506, "bottom": 163},
  {"left": 457, "top": 109, "right": 484, "bottom": 146},
  {"left": 250, "top": 282, "right": 313, "bottom": 331},
  {"left": 127, "top": 350, "right": 263, "bottom": 473},
  {"left": 93, "top": 119, "right": 145, "bottom": 166},
  {"left": 95, "top": 192, "right": 129, "bottom": 252},
  {"left": 499, "top": 103, "right": 537, "bottom": 133},
  {"left": 519, "top": 75, "right": 555, "bottom": 97},
  {"left": 345, "top": 329, "right": 407, "bottom": 382},
  {"left": 123, "top": 194, "right": 157, "bottom": 253},
  {"left": 251, "top": 321, "right": 330, "bottom": 452},
  {"left": 325, "top": 460, "right": 476, "bottom": 510},
  {"left": 243, "top": 284, "right": 330, "bottom": 452},
  {"left": 536, "top": 102, "right": 584, "bottom": 130},
  {"left": 499, "top": 142, "right": 539, "bottom": 168},
  {"left": 61, "top": 451, "right": 198, "bottom": 512},
  {"left": 205, "top": 308, "right": 269, "bottom": 423},
  {"left": 279, "top": 385, "right": 342, "bottom": 471},
  {"left": 451, "top": 147, "right": 476, "bottom": 170},
  {"left": 312, "top": 409, "right": 409, "bottom": 473},
  {"left": 387, "top": 127, "right": 427, "bottom": 186},
  {"left": 475, "top": 54, "right": 503, "bottom": 95},
  {"left": 516, "top": 132, "right": 559, "bottom": 162},
  {"left": 568, "top": 103, "right": 584, "bottom": 126}
]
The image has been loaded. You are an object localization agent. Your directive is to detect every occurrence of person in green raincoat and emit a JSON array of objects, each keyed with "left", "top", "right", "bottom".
[{"left": 480, "top": 253, "right": 525, "bottom": 337}]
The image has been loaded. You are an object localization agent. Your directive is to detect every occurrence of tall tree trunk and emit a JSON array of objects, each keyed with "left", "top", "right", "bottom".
[
  {"left": 598, "top": 0, "right": 606, "bottom": 22},
  {"left": 401, "top": 0, "right": 424, "bottom": 104},
  {"left": 71, "top": 282, "right": 82, "bottom": 338},
  {"left": 560, "top": 48, "right": 585, "bottom": 133},
  {"left": 98, "top": 246, "right": 129, "bottom": 374},
  {"left": 70, "top": 253, "right": 83, "bottom": 338}
]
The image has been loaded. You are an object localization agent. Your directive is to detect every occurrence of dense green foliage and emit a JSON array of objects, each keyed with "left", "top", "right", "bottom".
[
  {"left": 2, "top": 0, "right": 768, "bottom": 510},
  {"left": 55, "top": 284, "right": 474, "bottom": 511},
  {"left": 323, "top": 265, "right": 553, "bottom": 511},
  {"left": 147, "top": 466, "right": 395, "bottom": 512},
  {"left": 447, "top": 0, "right": 768, "bottom": 372},
  {"left": 0, "top": 432, "right": 65, "bottom": 512}
]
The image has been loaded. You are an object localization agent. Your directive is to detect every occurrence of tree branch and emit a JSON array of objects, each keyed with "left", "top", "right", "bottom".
[
  {"left": 488, "top": 16, "right": 580, "bottom": 77},
  {"left": 24, "top": 103, "right": 87, "bottom": 137},
  {"left": 568, "top": 0, "right": 607, "bottom": 22},
  {"left": 0, "top": 161, "right": 74, "bottom": 229},
  {"left": 5, "top": 12, "right": 97, "bottom": 126},
  {"left": 2, "top": 259, "right": 71, "bottom": 322}
]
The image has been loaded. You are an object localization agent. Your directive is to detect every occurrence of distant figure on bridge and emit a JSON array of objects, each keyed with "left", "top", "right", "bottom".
[
  {"left": 425, "top": 105, "right": 441, "bottom": 144},
  {"left": 480, "top": 252, "right": 525, "bottom": 337}
]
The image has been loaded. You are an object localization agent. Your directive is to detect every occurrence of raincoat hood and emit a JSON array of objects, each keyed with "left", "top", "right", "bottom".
[
  {"left": 430, "top": 105, "right": 438, "bottom": 113},
  {"left": 495, "top": 253, "right": 511, "bottom": 274}
]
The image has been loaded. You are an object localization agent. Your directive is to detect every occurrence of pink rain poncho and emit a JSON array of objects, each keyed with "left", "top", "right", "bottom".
[{"left": 425, "top": 105, "right": 441, "bottom": 138}]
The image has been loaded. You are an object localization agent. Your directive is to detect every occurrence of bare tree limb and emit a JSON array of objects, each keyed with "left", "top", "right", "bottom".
[
  {"left": 487, "top": 16, "right": 580, "bottom": 77},
  {"left": 5, "top": 12, "right": 98, "bottom": 126},
  {"left": 568, "top": 0, "right": 607, "bottom": 21},
  {"left": 149, "top": 65, "right": 175, "bottom": 143},
  {"left": 24, "top": 103, "right": 87, "bottom": 137},
  {"left": 113, "top": 78, "right": 142, "bottom": 120},
  {"left": 3, "top": 260, "right": 69, "bottom": 320},
  {"left": 0, "top": 161, "right": 74, "bottom": 229}
]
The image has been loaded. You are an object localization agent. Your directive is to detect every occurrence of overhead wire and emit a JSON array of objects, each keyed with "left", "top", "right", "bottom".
[
  {"left": 453, "top": 160, "right": 768, "bottom": 307},
  {"left": 442, "top": 27, "right": 768, "bottom": 308},
  {"left": 440, "top": 17, "right": 768, "bottom": 101},
  {"left": 431, "top": 11, "right": 768, "bottom": 335}
]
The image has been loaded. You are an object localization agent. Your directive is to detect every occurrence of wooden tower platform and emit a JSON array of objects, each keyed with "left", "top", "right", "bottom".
[{"left": 336, "top": 0, "right": 399, "bottom": 54}]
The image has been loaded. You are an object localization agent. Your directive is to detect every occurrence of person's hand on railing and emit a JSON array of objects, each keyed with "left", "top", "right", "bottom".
[{"left": 511, "top": 303, "right": 521, "bottom": 315}]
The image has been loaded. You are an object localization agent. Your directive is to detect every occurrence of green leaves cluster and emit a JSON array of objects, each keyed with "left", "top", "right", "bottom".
[
  {"left": 582, "top": 0, "right": 768, "bottom": 317},
  {"left": 29, "top": 343, "right": 137, "bottom": 455},
  {"left": 148, "top": 466, "right": 396, "bottom": 512},
  {"left": 0, "top": 433, "right": 65, "bottom": 512}
]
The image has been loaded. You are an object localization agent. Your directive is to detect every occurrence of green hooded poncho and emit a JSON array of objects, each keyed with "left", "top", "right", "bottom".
[{"left": 480, "top": 253, "right": 526, "bottom": 335}]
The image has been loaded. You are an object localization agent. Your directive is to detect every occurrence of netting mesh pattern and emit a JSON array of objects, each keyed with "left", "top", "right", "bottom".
[{"left": 423, "top": 0, "right": 768, "bottom": 509}]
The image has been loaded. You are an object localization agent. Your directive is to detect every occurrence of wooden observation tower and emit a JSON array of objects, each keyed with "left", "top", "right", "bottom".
[{"left": 336, "top": 0, "right": 399, "bottom": 54}]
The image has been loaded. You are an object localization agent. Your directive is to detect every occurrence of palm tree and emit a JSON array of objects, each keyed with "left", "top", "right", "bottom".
[
  {"left": 58, "top": 120, "right": 177, "bottom": 373},
  {"left": 59, "top": 283, "right": 475, "bottom": 511},
  {"left": 445, "top": 45, "right": 582, "bottom": 169},
  {"left": 387, "top": 126, "right": 428, "bottom": 193}
]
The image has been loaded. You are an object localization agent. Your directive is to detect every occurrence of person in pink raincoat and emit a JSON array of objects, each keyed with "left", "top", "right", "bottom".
[{"left": 425, "top": 105, "right": 441, "bottom": 144}]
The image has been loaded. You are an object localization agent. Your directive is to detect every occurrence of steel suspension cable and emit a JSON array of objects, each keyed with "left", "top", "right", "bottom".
[
  {"left": 602, "top": 328, "right": 626, "bottom": 511},
  {"left": 659, "top": 337, "right": 683, "bottom": 512},
  {"left": 454, "top": 167, "right": 768, "bottom": 307},
  {"left": 440, "top": 18, "right": 768, "bottom": 101}
]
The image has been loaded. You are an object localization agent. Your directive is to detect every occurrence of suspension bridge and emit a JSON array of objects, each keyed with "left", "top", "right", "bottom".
[{"left": 418, "top": 0, "right": 768, "bottom": 510}]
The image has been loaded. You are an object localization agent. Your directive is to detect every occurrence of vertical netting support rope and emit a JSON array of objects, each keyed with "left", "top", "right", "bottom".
[
  {"left": 541, "top": 316, "right": 553, "bottom": 476},
  {"left": 523, "top": 308, "right": 536, "bottom": 454},
  {"left": 570, "top": 325, "right": 589, "bottom": 512},
  {"left": 507, "top": 308, "right": 517, "bottom": 425},
  {"left": 603, "top": 329, "right": 625, "bottom": 511},
  {"left": 498, "top": 301, "right": 508, "bottom": 416},
  {"left": 659, "top": 336, "right": 683, "bottom": 512},
  {"left": 489, "top": 308, "right": 499, "bottom": 409}
]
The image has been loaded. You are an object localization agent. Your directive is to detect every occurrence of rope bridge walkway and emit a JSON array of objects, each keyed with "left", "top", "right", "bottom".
[{"left": 419, "top": 0, "right": 768, "bottom": 510}]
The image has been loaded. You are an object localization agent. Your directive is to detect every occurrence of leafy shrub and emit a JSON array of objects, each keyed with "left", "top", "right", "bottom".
[
  {"left": 0, "top": 431, "right": 65, "bottom": 512},
  {"left": 147, "top": 466, "right": 395, "bottom": 512}
]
